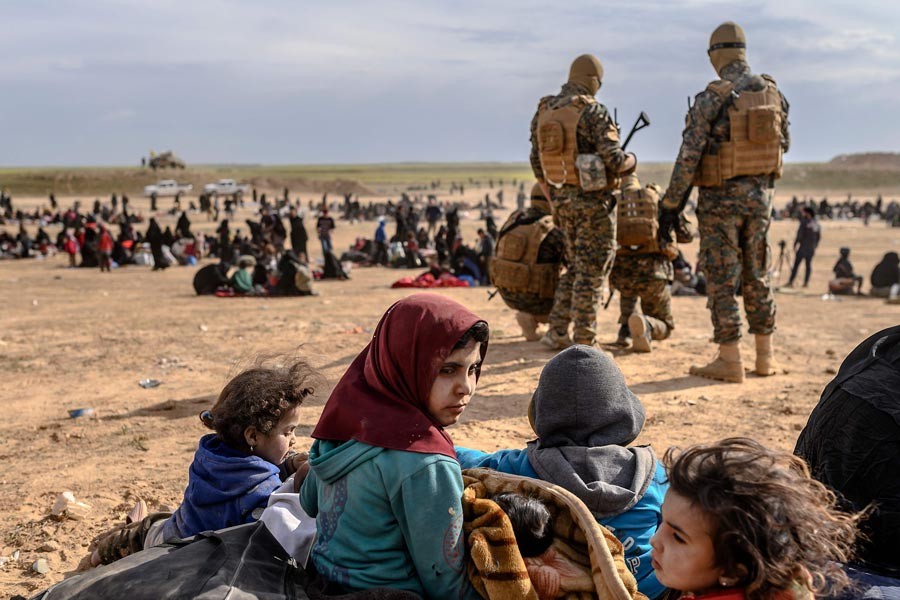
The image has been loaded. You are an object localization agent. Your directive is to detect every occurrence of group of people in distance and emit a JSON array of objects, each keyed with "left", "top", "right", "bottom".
[
  {"left": 781, "top": 205, "right": 900, "bottom": 298},
  {"left": 78, "top": 293, "right": 898, "bottom": 600}
]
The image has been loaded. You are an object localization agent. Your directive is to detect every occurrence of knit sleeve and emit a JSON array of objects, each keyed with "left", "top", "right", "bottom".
[
  {"left": 390, "top": 458, "right": 480, "bottom": 600},
  {"left": 455, "top": 446, "right": 539, "bottom": 478},
  {"left": 299, "top": 469, "right": 320, "bottom": 518}
]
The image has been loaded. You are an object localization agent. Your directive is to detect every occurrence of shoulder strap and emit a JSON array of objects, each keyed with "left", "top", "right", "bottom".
[{"left": 705, "top": 79, "right": 735, "bottom": 99}]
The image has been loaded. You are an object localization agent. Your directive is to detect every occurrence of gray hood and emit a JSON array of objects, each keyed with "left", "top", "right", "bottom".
[{"left": 526, "top": 345, "right": 656, "bottom": 518}]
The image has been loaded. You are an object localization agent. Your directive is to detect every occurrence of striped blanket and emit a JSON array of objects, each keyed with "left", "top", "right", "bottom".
[{"left": 462, "top": 468, "right": 646, "bottom": 600}]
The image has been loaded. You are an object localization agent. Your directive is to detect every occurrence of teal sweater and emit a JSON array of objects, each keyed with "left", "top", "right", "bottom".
[
  {"left": 300, "top": 439, "right": 478, "bottom": 599},
  {"left": 230, "top": 268, "right": 253, "bottom": 293}
]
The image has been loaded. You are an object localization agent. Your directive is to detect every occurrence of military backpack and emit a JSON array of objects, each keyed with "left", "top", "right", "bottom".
[
  {"left": 617, "top": 177, "right": 660, "bottom": 252},
  {"left": 490, "top": 213, "right": 558, "bottom": 299},
  {"left": 693, "top": 74, "right": 785, "bottom": 187}
]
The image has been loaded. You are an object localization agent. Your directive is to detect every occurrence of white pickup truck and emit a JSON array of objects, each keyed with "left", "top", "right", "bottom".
[
  {"left": 143, "top": 179, "right": 193, "bottom": 197},
  {"left": 203, "top": 179, "right": 250, "bottom": 199}
]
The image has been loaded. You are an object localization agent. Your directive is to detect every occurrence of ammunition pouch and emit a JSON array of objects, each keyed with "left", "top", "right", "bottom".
[{"left": 576, "top": 154, "right": 608, "bottom": 192}]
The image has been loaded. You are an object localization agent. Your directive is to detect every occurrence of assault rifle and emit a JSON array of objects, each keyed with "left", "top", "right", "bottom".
[
  {"left": 612, "top": 110, "right": 651, "bottom": 152},
  {"left": 621, "top": 111, "right": 650, "bottom": 151}
]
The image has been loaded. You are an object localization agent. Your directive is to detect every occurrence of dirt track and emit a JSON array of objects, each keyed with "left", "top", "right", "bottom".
[{"left": 1, "top": 191, "right": 899, "bottom": 597}]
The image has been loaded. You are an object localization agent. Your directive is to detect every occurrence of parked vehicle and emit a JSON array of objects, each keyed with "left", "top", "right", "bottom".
[
  {"left": 203, "top": 179, "right": 250, "bottom": 200},
  {"left": 143, "top": 180, "right": 193, "bottom": 197},
  {"left": 148, "top": 151, "right": 186, "bottom": 170}
]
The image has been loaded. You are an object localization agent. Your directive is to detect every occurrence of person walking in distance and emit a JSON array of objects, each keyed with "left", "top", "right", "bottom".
[{"left": 787, "top": 206, "right": 820, "bottom": 288}]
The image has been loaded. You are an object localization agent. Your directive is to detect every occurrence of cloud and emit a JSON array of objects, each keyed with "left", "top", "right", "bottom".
[
  {"left": 0, "top": 0, "right": 897, "bottom": 165},
  {"left": 101, "top": 108, "right": 136, "bottom": 122}
]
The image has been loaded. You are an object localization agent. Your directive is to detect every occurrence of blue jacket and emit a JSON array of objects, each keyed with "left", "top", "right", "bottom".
[
  {"left": 456, "top": 446, "right": 668, "bottom": 600},
  {"left": 374, "top": 222, "right": 387, "bottom": 243},
  {"left": 161, "top": 434, "right": 283, "bottom": 541},
  {"left": 301, "top": 439, "right": 479, "bottom": 599}
]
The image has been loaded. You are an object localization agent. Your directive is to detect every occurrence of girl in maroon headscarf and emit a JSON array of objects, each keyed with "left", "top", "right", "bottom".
[{"left": 301, "top": 294, "right": 487, "bottom": 598}]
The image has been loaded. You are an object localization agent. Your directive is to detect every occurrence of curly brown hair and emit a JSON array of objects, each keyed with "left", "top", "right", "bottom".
[
  {"left": 664, "top": 438, "right": 860, "bottom": 600},
  {"left": 200, "top": 357, "right": 318, "bottom": 452}
]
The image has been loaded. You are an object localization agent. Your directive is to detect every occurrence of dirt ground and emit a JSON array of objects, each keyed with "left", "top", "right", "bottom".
[{"left": 1, "top": 188, "right": 899, "bottom": 597}]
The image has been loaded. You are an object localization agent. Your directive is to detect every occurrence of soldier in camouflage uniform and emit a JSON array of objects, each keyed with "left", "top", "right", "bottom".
[
  {"left": 491, "top": 185, "right": 569, "bottom": 340},
  {"left": 610, "top": 176, "right": 676, "bottom": 352},
  {"left": 659, "top": 22, "right": 790, "bottom": 383},
  {"left": 530, "top": 54, "right": 636, "bottom": 349}
]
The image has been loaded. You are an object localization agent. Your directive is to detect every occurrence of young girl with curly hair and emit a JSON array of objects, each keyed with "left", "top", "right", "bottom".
[
  {"left": 91, "top": 358, "right": 317, "bottom": 565},
  {"left": 650, "top": 438, "right": 859, "bottom": 600}
]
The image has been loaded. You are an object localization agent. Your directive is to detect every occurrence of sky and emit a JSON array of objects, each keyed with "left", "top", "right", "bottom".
[{"left": 1, "top": 0, "right": 899, "bottom": 166}]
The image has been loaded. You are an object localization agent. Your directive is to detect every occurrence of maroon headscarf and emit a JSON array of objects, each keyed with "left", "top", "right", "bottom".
[{"left": 312, "top": 293, "right": 488, "bottom": 459}]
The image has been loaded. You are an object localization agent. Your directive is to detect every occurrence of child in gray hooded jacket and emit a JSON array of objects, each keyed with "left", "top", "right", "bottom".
[{"left": 456, "top": 345, "right": 668, "bottom": 599}]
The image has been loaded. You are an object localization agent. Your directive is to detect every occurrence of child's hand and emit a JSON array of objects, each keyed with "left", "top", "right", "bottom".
[
  {"left": 283, "top": 451, "right": 309, "bottom": 476},
  {"left": 292, "top": 460, "right": 311, "bottom": 493}
]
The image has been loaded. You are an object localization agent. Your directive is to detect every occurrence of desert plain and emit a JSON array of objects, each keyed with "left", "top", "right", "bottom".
[{"left": 1, "top": 165, "right": 899, "bottom": 597}]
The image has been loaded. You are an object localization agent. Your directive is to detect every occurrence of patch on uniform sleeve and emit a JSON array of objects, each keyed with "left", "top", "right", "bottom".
[
  {"left": 590, "top": 105, "right": 619, "bottom": 141},
  {"left": 705, "top": 80, "right": 734, "bottom": 98}
]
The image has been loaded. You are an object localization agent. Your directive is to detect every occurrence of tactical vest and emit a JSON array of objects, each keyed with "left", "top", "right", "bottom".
[
  {"left": 490, "top": 215, "right": 559, "bottom": 298},
  {"left": 537, "top": 95, "right": 594, "bottom": 188},
  {"left": 617, "top": 181, "right": 663, "bottom": 256},
  {"left": 693, "top": 74, "right": 785, "bottom": 187}
]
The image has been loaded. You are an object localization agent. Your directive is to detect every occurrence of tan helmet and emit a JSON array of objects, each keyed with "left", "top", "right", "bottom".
[
  {"left": 568, "top": 54, "right": 604, "bottom": 96},
  {"left": 530, "top": 183, "right": 551, "bottom": 214},
  {"left": 708, "top": 22, "right": 746, "bottom": 75}
]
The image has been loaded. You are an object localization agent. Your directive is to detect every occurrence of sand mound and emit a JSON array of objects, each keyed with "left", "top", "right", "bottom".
[{"left": 828, "top": 152, "right": 900, "bottom": 170}]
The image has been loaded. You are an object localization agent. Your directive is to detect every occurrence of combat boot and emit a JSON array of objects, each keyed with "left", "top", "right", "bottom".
[
  {"left": 628, "top": 314, "right": 653, "bottom": 353},
  {"left": 540, "top": 329, "right": 573, "bottom": 351},
  {"left": 614, "top": 323, "right": 632, "bottom": 347},
  {"left": 754, "top": 333, "right": 779, "bottom": 376},
  {"left": 629, "top": 315, "right": 670, "bottom": 353},
  {"left": 689, "top": 342, "right": 744, "bottom": 383},
  {"left": 515, "top": 312, "right": 541, "bottom": 342}
]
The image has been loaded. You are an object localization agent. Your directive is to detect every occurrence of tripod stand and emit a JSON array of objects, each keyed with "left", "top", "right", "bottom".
[{"left": 774, "top": 239, "right": 792, "bottom": 288}]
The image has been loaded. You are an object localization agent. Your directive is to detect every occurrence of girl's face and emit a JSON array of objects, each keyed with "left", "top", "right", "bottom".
[
  {"left": 426, "top": 339, "right": 481, "bottom": 427},
  {"left": 249, "top": 405, "right": 302, "bottom": 465},
  {"left": 650, "top": 490, "right": 723, "bottom": 593}
]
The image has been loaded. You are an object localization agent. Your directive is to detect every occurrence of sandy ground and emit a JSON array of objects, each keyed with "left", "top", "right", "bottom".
[{"left": 1, "top": 189, "right": 899, "bottom": 597}]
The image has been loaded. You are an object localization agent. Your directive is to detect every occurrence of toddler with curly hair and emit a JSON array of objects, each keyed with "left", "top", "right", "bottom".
[
  {"left": 650, "top": 438, "right": 860, "bottom": 600},
  {"left": 90, "top": 358, "right": 317, "bottom": 566}
]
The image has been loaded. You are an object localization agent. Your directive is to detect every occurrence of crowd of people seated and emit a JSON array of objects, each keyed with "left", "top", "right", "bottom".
[{"left": 779, "top": 193, "right": 900, "bottom": 226}]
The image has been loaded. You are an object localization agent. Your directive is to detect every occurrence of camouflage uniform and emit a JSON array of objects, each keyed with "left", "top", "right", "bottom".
[
  {"left": 609, "top": 253, "right": 674, "bottom": 335},
  {"left": 663, "top": 61, "right": 790, "bottom": 344},
  {"left": 496, "top": 206, "right": 567, "bottom": 317},
  {"left": 530, "top": 82, "right": 629, "bottom": 344}
]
